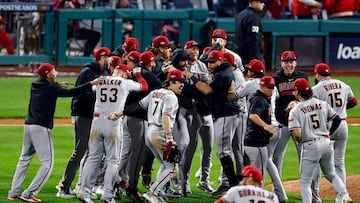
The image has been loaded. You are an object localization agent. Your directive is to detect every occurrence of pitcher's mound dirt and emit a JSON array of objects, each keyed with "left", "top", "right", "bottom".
[{"left": 266, "top": 174, "right": 360, "bottom": 201}]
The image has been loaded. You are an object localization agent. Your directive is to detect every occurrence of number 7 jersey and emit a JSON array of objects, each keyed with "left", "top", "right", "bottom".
[{"left": 139, "top": 88, "right": 179, "bottom": 127}]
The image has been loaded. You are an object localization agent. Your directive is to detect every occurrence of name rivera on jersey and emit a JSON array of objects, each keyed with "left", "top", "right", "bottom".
[
  {"left": 323, "top": 82, "right": 342, "bottom": 92},
  {"left": 237, "top": 189, "right": 276, "bottom": 201}
]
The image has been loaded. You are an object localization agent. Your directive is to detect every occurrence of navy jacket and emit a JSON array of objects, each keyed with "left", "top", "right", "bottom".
[
  {"left": 26, "top": 78, "right": 92, "bottom": 129},
  {"left": 71, "top": 61, "right": 107, "bottom": 118},
  {"left": 209, "top": 62, "right": 240, "bottom": 118},
  {"left": 244, "top": 90, "right": 271, "bottom": 147}
]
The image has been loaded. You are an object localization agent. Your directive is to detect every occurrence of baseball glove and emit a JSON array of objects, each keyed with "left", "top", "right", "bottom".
[{"left": 163, "top": 140, "right": 180, "bottom": 163}]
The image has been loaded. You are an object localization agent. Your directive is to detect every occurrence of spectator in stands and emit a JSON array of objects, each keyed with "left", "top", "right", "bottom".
[
  {"left": 234, "top": 0, "right": 265, "bottom": 65},
  {"left": 54, "top": 0, "right": 101, "bottom": 56},
  {"left": 0, "top": 16, "right": 15, "bottom": 55},
  {"left": 291, "top": 0, "right": 323, "bottom": 19},
  {"left": 322, "top": 0, "right": 359, "bottom": 18}
]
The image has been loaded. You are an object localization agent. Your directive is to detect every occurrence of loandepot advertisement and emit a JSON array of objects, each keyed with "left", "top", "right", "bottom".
[{"left": 329, "top": 36, "right": 360, "bottom": 69}]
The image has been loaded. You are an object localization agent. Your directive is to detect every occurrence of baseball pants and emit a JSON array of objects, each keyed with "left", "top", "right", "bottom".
[
  {"left": 80, "top": 118, "right": 121, "bottom": 201},
  {"left": 8, "top": 124, "right": 54, "bottom": 198},
  {"left": 300, "top": 138, "right": 348, "bottom": 203},
  {"left": 145, "top": 125, "right": 177, "bottom": 196}
]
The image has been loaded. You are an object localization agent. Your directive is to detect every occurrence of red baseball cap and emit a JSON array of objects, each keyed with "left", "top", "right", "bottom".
[
  {"left": 212, "top": 29, "right": 227, "bottom": 40},
  {"left": 0, "top": 16, "right": 5, "bottom": 24},
  {"left": 167, "top": 69, "right": 185, "bottom": 82},
  {"left": 38, "top": 63, "right": 55, "bottom": 77},
  {"left": 202, "top": 46, "right": 211, "bottom": 55},
  {"left": 94, "top": 47, "right": 111, "bottom": 60},
  {"left": 205, "top": 50, "right": 224, "bottom": 62},
  {"left": 248, "top": 59, "right": 265, "bottom": 73},
  {"left": 314, "top": 63, "right": 331, "bottom": 75},
  {"left": 152, "top": 35, "right": 170, "bottom": 48},
  {"left": 127, "top": 51, "right": 141, "bottom": 63},
  {"left": 241, "top": 165, "right": 263, "bottom": 183},
  {"left": 260, "top": 76, "right": 275, "bottom": 88},
  {"left": 139, "top": 51, "right": 155, "bottom": 65},
  {"left": 294, "top": 78, "right": 310, "bottom": 91},
  {"left": 223, "top": 52, "right": 234, "bottom": 65},
  {"left": 281, "top": 50, "right": 297, "bottom": 61},
  {"left": 123, "top": 37, "right": 139, "bottom": 52},
  {"left": 184, "top": 40, "right": 200, "bottom": 49},
  {"left": 111, "top": 56, "right": 122, "bottom": 67},
  {"left": 115, "top": 64, "right": 131, "bottom": 75}
]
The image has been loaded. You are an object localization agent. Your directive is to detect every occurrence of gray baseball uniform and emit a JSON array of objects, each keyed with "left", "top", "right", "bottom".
[
  {"left": 140, "top": 87, "right": 179, "bottom": 196},
  {"left": 288, "top": 98, "right": 350, "bottom": 203},
  {"left": 79, "top": 76, "right": 143, "bottom": 201},
  {"left": 312, "top": 77, "right": 356, "bottom": 184}
]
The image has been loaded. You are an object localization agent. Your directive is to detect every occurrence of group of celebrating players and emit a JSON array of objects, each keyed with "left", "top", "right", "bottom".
[{"left": 7, "top": 28, "right": 357, "bottom": 203}]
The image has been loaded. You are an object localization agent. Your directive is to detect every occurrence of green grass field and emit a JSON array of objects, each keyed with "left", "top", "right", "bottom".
[{"left": 0, "top": 76, "right": 359, "bottom": 202}]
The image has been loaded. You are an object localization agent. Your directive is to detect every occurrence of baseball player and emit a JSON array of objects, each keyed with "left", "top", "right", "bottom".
[
  {"left": 223, "top": 52, "right": 246, "bottom": 176},
  {"left": 208, "top": 29, "right": 245, "bottom": 73},
  {"left": 312, "top": 63, "right": 357, "bottom": 184},
  {"left": 191, "top": 50, "right": 240, "bottom": 194},
  {"left": 243, "top": 76, "right": 277, "bottom": 184},
  {"left": 112, "top": 37, "right": 139, "bottom": 59},
  {"left": 180, "top": 40, "right": 215, "bottom": 194},
  {"left": 270, "top": 50, "right": 323, "bottom": 201},
  {"left": 215, "top": 165, "right": 280, "bottom": 203},
  {"left": 57, "top": 47, "right": 110, "bottom": 199},
  {"left": 288, "top": 78, "right": 353, "bottom": 203},
  {"left": 126, "top": 51, "right": 141, "bottom": 69},
  {"left": 139, "top": 36, "right": 172, "bottom": 188},
  {"left": 7, "top": 63, "right": 104, "bottom": 202},
  {"left": 124, "top": 70, "right": 185, "bottom": 202},
  {"left": 119, "top": 51, "right": 162, "bottom": 203},
  {"left": 229, "top": 60, "right": 288, "bottom": 202},
  {"left": 78, "top": 64, "right": 148, "bottom": 203}
]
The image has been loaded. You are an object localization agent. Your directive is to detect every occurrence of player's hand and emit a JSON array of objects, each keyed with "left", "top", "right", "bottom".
[
  {"left": 91, "top": 76, "right": 105, "bottom": 86},
  {"left": 227, "top": 92, "right": 239, "bottom": 101},
  {"left": 57, "top": 82, "right": 74, "bottom": 88},
  {"left": 108, "top": 112, "right": 123, "bottom": 121},
  {"left": 285, "top": 100, "right": 298, "bottom": 112},
  {"left": 132, "top": 67, "right": 142, "bottom": 75},
  {"left": 182, "top": 70, "right": 193, "bottom": 79},
  {"left": 264, "top": 124, "right": 278, "bottom": 135}
]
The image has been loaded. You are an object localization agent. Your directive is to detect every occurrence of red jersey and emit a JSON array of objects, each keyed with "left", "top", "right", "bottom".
[
  {"left": 0, "top": 30, "right": 14, "bottom": 54},
  {"left": 323, "top": 0, "right": 357, "bottom": 18}
]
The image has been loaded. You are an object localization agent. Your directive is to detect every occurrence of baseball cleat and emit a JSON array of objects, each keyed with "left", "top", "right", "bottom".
[
  {"left": 56, "top": 190, "right": 74, "bottom": 199},
  {"left": 7, "top": 195, "right": 20, "bottom": 200},
  {"left": 77, "top": 195, "right": 94, "bottom": 203},
  {"left": 143, "top": 192, "right": 166, "bottom": 203},
  {"left": 197, "top": 181, "right": 214, "bottom": 193},
  {"left": 18, "top": 195, "right": 42, "bottom": 202},
  {"left": 211, "top": 183, "right": 229, "bottom": 196}
]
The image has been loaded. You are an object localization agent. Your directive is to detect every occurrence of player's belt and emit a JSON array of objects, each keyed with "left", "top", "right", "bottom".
[
  {"left": 93, "top": 113, "right": 108, "bottom": 119},
  {"left": 302, "top": 135, "right": 330, "bottom": 144},
  {"left": 94, "top": 113, "right": 100, "bottom": 117}
]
